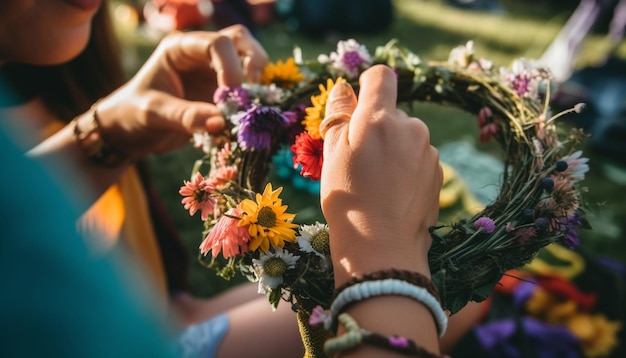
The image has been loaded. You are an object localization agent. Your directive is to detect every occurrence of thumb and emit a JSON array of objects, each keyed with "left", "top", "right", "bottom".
[{"left": 320, "top": 82, "right": 358, "bottom": 144}]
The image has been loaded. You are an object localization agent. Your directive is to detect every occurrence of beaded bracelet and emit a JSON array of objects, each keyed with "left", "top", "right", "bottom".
[
  {"left": 334, "top": 269, "right": 441, "bottom": 303},
  {"left": 328, "top": 279, "right": 448, "bottom": 337},
  {"left": 324, "top": 313, "right": 450, "bottom": 357},
  {"left": 72, "top": 101, "right": 126, "bottom": 167}
]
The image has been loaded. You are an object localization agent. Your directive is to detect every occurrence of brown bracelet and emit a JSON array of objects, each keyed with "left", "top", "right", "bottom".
[
  {"left": 72, "top": 102, "right": 126, "bottom": 167},
  {"left": 334, "top": 269, "right": 441, "bottom": 304}
]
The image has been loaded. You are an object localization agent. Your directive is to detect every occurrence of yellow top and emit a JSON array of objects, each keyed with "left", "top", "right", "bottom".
[{"left": 42, "top": 120, "right": 168, "bottom": 307}]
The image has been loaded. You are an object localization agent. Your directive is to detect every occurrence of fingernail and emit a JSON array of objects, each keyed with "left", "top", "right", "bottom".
[
  {"left": 206, "top": 116, "right": 226, "bottom": 133},
  {"left": 328, "top": 82, "right": 355, "bottom": 103}
]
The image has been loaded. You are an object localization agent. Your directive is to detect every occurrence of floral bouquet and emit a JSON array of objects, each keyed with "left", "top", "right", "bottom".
[{"left": 179, "top": 39, "right": 590, "bottom": 357}]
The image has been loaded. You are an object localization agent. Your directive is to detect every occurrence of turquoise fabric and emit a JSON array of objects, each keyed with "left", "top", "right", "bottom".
[{"left": 0, "top": 85, "right": 177, "bottom": 357}]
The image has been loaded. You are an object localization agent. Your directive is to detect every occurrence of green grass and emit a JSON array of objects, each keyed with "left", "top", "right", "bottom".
[{"left": 115, "top": 0, "right": 626, "bottom": 297}]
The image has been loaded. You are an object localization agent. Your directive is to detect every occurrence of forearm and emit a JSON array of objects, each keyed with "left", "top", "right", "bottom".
[{"left": 26, "top": 110, "right": 131, "bottom": 209}]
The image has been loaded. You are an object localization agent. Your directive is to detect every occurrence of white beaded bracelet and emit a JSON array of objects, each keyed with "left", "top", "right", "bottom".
[{"left": 327, "top": 279, "right": 448, "bottom": 337}]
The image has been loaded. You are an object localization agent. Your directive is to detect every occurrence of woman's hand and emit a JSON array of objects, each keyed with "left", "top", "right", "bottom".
[
  {"left": 96, "top": 25, "right": 268, "bottom": 161},
  {"left": 320, "top": 65, "right": 443, "bottom": 286}
]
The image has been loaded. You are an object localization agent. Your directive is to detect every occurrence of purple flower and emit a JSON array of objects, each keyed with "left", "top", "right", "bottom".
[
  {"left": 236, "top": 104, "right": 289, "bottom": 150},
  {"left": 388, "top": 335, "right": 410, "bottom": 348},
  {"left": 511, "top": 280, "right": 538, "bottom": 308},
  {"left": 473, "top": 317, "right": 581, "bottom": 358},
  {"left": 560, "top": 212, "right": 582, "bottom": 249},
  {"left": 213, "top": 86, "right": 251, "bottom": 114},
  {"left": 474, "top": 216, "right": 496, "bottom": 234},
  {"left": 322, "top": 39, "right": 373, "bottom": 79},
  {"left": 342, "top": 51, "right": 365, "bottom": 74},
  {"left": 511, "top": 75, "right": 531, "bottom": 97}
]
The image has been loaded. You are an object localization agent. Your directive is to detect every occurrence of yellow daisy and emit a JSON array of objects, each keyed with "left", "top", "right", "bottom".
[
  {"left": 260, "top": 58, "right": 305, "bottom": 89},
  {"left": 238, "top": 183, "right": 299, "bottom": 252},
  {"left": 302, "top": 77, "right": 345, "bottom": 140}
]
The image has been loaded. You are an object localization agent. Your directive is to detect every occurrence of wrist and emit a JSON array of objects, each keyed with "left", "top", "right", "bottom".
[
  {"left": 72, "top": 101, "right": 128, "bottom": 167},
  {"left": 329, "top": 231, "right": 432, "bottom": 288}
]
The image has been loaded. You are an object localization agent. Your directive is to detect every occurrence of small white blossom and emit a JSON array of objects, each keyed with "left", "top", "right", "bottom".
[
  {"left": 192, "top": 132, "right": 212, "bottom": 154},
  {"left": 326, "top": 39, "right": 372, "bottom": 79},
  {"left": 252, "top": 248, "right": 300, "bottom": 294},
  {"left": 242, "top": 83, "right": 285, "bottom": 105},
  {"left": 448, "top": 40, "right": 474, "bottom": 68},
  {"left": 478, "top": 58, "right": 493, "bottom": 71}
]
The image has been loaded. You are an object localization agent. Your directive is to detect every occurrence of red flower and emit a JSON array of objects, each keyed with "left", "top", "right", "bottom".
[
  {"left": 534, "top": 274, "right": 597, "bottom": 311},
  {"left": 291, "top": 131, "right": 324, "bottom": 181}
]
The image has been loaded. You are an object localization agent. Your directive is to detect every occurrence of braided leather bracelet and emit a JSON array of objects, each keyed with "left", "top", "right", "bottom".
[{"left": 324, "top": 313, "right": 450, "bottom": 357}]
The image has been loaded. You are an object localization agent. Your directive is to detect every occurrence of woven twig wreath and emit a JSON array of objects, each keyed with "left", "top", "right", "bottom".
[{"left": 181, "top": 39, "right": 589, "bottom": 315}]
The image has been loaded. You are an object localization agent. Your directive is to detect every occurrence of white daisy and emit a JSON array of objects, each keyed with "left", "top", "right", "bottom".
[
  {"left": 296, "top": 222, "right": 330, "bottom": 269},
  {"left": 252, "top": 248, "right": 300, "bottom": 294}
]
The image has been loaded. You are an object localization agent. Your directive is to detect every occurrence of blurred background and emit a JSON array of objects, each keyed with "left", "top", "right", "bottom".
[{"left": 108, "top": 0, "right": 626, "bottom": 299}]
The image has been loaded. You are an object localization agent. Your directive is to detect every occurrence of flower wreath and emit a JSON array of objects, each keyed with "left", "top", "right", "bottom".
[{"left": 180, "top": 39, "right": 589, "bottom": 322}]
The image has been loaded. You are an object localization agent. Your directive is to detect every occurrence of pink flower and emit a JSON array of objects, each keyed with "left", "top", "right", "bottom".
[
  {"left": 200, "top": 207, "right": 250, "bottom": 258},
  {"left": 479, "top": 123, "right": 499, "bottom": 143},
  {"left": 179, "top": 172, "right": 216, "bottom": 221},
  {"left": 216, "top": 142, "right": 233, "bottom": 167},
  {"left": 208, "top": 166, "right": 238, "bottom": 187},
  {"left": 291, "top": 131, "right": 324, "bottom": 181},
  {"left": 515, "top": 227, "right": 537, "bottom": 244},
  {"left": 560, "top": 151, "right": 589, "bottom": 182},
  {"left": 308, "top": 305, "right": 330, "bottom": 327},
  {"left": 476, "top": 107, "right": 499, "bottom": 143},
  {"left": 474, "top": 216, "right": 496, "bottom": 233}
]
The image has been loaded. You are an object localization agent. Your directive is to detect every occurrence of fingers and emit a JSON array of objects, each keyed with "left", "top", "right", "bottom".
[
  {"left": 217, "top": 25, "right": 269, "bottom": 82},
  {"left": 160, "top": 26, "right": 267, "bottom": 86},
  {"left": 351, "top": 65, "right": 398, "bottom": 135},
  {"left": 356, "top": 65, "right": 398, "bottom": 111},
  {"left": 210, "top": 36, "right": 244, "bottom": 87},
  {"left": 322, "top": 66, "right": 399, "bottom": 148},
  {"left": 152, "top": 93, "right": 225, "bottom": 134},
  {"left": 321, "top": 82, "right": 358, "bottom": 144}
]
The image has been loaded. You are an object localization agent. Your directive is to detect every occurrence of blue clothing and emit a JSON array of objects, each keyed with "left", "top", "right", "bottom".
[
  {"left": 176, "top": 313, "right": 230, "bottom": 358},
  {"left": 0, "top": 99, "right": 176, "bottom": 357}
]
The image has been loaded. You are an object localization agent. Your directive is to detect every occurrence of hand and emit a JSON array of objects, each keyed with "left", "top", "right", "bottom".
[
  {"left": 96, "top": 25, "right": 267, "bottom": 161},
  {"left": 320, "top": 65, "right": 443, "bottom": 286}
]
